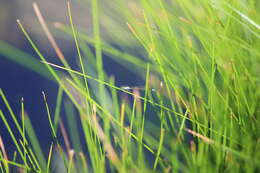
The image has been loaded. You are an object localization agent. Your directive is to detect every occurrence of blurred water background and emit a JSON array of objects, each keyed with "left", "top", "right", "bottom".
[{"left": 0, "top": 0, "right": 143, "bottom": 157}]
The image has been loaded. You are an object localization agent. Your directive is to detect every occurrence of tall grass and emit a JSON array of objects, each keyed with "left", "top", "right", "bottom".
[{"left": 0, "top": 0, "right": 259, "bottom": 172}]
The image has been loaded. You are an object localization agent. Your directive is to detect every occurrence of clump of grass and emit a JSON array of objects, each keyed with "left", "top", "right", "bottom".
[{"left": 0, "top": 0, "right": 259, "bottom": 172}]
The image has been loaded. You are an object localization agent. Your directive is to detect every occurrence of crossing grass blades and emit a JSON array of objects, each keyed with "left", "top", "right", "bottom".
[{"left": 0, "top": 0, "right": 260, "bottom": 172}]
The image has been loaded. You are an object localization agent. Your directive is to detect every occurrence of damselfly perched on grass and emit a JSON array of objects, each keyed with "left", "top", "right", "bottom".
[{"left": 120, "top": 81, "right": 164, "bottom": 92}]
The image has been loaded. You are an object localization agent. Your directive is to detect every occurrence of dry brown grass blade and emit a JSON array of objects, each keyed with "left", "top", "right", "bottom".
[
  {"left": 133, "top": 89, "right": 142, "bottom": 115},
  {"left": 32, "top": 2, "right": 65, "bottom": 61},
  {"left": 59, "top": 120, "right": 71, "bottom": 154},
  {"left": 184, "top": 128, "right": 214, "bottom": 144},
  {"left": 68, "top": 149, "right": 75, "bottom": 172},
  {"left": 91, "top": 105, "right": 120, "bottom": 167},
  {"left": 0, "top": 135, "right": 8, "bottom": 160}
]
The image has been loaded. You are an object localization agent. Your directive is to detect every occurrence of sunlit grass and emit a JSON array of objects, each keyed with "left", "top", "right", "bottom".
[{"left": 0, "top": 0, "right": 259, "bottom": 172}]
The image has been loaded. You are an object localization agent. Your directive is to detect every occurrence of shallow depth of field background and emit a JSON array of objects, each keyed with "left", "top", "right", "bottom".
[{"left": 0, "top": 0, "right": 142, "bottom": 156}]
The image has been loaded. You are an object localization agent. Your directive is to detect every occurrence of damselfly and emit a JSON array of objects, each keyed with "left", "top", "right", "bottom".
[{"left": 120, "top": 81, "right": 164, "bottom": 92}]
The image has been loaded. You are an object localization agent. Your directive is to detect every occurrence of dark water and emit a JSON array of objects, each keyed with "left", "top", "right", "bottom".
[
  {"left": 0, "top": 46, "right": 58, "bottom": 156},
  {"left": 0, "top": 0, "right": 142, "bottom": 156},
  {"left": 0, "top": 1, "right": 182, "bottom": 169},
  {"left": 0, "top": 36, "right": 143, "bottom": 159}
]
